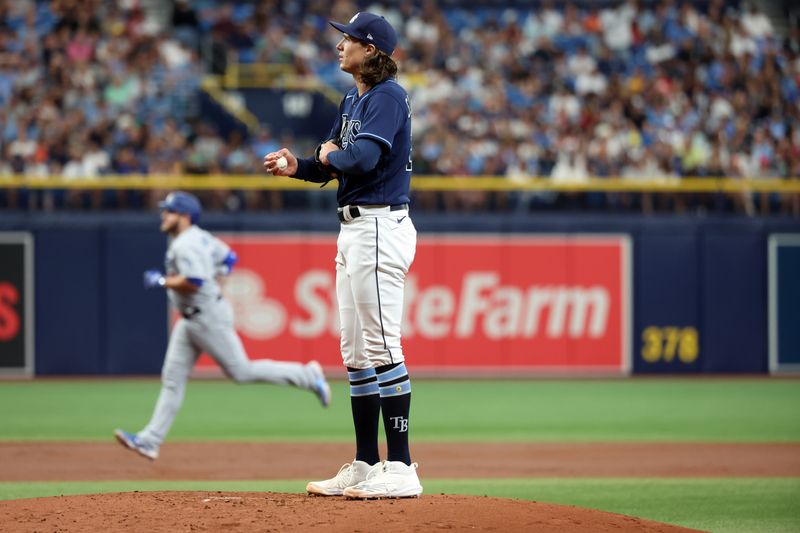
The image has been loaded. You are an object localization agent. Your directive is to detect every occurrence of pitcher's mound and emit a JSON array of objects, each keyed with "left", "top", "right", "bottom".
[{"left": 2, "top": 491, "right": 704, "bottom": 532}]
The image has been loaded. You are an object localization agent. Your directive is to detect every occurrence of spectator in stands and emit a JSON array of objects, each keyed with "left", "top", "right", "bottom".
[
  {"left": 741, "top": 3, "right": 773, "bottom": 41},
  {"left": 171, "top": 0, "right": 200, "bottom": 52},
  {"left": 0, "top": 0, "right": 797, "bottom": 217}
]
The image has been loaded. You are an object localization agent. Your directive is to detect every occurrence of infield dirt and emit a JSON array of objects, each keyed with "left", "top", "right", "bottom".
[{"left": 2, "top": 441, "right": 797, "bottom": 531}]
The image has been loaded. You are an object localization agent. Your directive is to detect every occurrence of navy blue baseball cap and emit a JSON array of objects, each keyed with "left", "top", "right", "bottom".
[
  {"left": 158, "top": 191, "right": 201, "bottom": 223},
  {"left": 330, "top": 12, "right": 398, "bottom": 55}
]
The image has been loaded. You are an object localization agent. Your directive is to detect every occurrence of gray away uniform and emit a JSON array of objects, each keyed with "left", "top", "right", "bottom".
[{"left": 137, "top": 225, "right": 320, "bottom": 447}]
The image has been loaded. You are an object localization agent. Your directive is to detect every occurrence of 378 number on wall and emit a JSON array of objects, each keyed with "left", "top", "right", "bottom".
[{"left": 641, "top": 326, "right": 699, "bottom": 363}]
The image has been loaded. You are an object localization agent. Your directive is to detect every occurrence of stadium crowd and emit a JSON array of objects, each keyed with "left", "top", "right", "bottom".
[{"left": 0, "top": 0, "right": 798, "bottom": 215}]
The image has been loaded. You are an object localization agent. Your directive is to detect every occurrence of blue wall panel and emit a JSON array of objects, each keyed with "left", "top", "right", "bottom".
[
  {"left": 701, "top": 223, "right": 767, "bottom": 373},
  {"left": 103, "top": 229, "right": 169, "bottom": 374},
  {"left": 775, "top": 242, "right": 800, "bottom": 367},
  {"left": 34, "top": 229, "right": 103, "bottom": 374},
  {"left": 634, "top": 227, "right": 701, "bottom": 373}
]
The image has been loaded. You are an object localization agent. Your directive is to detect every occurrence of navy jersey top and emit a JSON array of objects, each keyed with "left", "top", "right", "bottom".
[{"left": 295, "top": 78, "right": 412, "bottom": 207}]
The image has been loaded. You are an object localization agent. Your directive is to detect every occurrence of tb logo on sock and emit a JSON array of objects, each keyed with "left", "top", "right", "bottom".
[{"left": 390, "top": 416, "right": 408, "bottom": 432}]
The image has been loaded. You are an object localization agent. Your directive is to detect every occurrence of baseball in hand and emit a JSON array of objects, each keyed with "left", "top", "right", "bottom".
[{"left": 276, "top": 156, "right": 288, "bottom": 170}]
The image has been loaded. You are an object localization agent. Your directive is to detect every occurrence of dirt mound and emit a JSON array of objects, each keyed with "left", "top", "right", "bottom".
[{"left": 1, "top": 491, "right": 703, "bottom": 532}]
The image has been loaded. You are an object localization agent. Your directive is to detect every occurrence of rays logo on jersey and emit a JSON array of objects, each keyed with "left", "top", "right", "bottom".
[{"left": 338, "top": 114, "right": 361, "bottom": 149}]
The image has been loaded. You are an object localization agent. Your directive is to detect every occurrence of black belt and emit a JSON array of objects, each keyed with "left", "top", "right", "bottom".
[
  {"left": 182, "top": 307, "right": 201, "bottom": 319},
  {"left": 337, "top": 203, "right": 408, "bottom": 222},
  {"left": 181, "top": 295, "right": 222, "bottom": 319}
]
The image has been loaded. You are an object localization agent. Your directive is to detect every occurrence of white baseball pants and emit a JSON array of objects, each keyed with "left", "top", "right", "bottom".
[
  {"left": 138, "top": 298, "right": 317, "bottom": 446},
  {"left": 336, "top": 206, "right": 417, "bottom": 369}
]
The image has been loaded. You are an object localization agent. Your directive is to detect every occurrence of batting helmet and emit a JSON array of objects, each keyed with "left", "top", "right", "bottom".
[{"left": 158, "top": 191, "right": 202, "bottom": 224}]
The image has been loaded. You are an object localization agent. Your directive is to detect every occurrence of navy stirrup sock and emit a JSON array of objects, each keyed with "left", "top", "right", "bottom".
[
  {"left": 347, "top": 367, "right": 380, "bottom": 465},
  {"left": 376, "top": 362, "right": 412, "bottom": 465}
]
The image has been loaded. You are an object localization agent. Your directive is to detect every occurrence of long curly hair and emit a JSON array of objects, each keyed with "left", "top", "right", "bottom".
[{"left": 360, "top": 51, "right": 398, "bottom": 87}]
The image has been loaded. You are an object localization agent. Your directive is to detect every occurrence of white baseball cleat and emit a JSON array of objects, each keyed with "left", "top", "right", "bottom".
[
  {"left": 343, "top": 461, "right": 423, "bottom": 499},
  {"left": 114, "top": 429, "right": 159, "bottom": 460},
  {"left": 306, "top": 360, "right": 331, "bottom": 407},
  {"left": 306, "top": 460, "right": 373, "bottom": 496}
]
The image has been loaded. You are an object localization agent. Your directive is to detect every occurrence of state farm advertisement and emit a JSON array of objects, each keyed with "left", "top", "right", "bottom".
[{"left": 197, "top": 234, "right": 631, "bottom": 374}]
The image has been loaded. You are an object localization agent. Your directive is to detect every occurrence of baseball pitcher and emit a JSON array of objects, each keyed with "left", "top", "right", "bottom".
[{"left": 264, "top": 12, "right": 422, "bottom": 499}]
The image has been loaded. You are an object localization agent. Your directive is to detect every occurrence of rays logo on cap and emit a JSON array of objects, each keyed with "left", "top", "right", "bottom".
[{"left": 350, "top": 13, "right": 359, "bottom": 23}]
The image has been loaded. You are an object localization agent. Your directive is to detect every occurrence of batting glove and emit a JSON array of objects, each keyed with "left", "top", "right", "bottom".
[
  {"left": 143, "top": 269, "right": 166, "bottom": 289},
  {"left": 219, "top": 250, "right": 238, "bottom": 276}
]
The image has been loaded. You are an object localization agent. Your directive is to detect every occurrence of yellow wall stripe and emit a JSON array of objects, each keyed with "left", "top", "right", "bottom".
[{"left": 1, "top": 175, "right": 799, "bottom": 192}]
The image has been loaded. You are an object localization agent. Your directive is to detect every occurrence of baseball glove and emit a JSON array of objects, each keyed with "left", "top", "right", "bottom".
[{"left": 314, "top": 139, "right": 340, "bottom": 183}]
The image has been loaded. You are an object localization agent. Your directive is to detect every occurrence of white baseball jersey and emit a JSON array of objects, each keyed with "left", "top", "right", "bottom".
[{"left": 164, "top": 225, "right": 229, "bottom": 315}]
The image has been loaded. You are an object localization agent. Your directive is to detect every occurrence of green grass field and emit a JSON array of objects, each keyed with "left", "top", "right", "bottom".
[{"left": 1, "top": 378, "right": 798, "bottom": 532}]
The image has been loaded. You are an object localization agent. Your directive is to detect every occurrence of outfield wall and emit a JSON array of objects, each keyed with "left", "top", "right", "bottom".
[{"left": 1, "top": 212, "right": 798, "bottom": 376}]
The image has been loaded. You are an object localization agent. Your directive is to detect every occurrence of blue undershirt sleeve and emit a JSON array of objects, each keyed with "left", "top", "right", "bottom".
[
  {"left": 293, "top": 157, "right": 331, "bottom": 183},
  {"left": 327, "top": 138, "right": 383, "bottom": 174}
]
